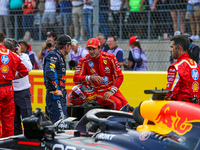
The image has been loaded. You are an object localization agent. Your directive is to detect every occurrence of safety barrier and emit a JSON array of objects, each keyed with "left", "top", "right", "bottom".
[{"left": 30, "top": 70, "right": 167, "bottom": 111}]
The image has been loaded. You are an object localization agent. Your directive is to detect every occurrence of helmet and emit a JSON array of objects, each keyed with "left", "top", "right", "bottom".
[{"left": 69, "top": 84, "right": 96, "bottom": 105}]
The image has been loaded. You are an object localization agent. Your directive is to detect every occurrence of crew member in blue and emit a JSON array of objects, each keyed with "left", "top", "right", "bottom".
[{"left": 43, "top": 34, "right": 71, "bottom": 123}]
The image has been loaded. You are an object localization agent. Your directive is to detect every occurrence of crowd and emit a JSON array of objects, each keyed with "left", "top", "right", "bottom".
[{"left": 1, "top": 0, "right": 200, "bottom": 41}]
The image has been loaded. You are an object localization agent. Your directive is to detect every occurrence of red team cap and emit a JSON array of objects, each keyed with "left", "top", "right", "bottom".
[
  {"left": 86, "top": 38, "right": 101, "bottom": 48},
  {"left": 128, "top": 36, "right": 139, "bottom": 46}
]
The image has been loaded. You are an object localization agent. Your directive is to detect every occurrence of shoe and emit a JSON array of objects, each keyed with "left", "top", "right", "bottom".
[
  {"left": 194, "top": 35, "right": 199, "bottom": 40},
  {"left": 190, "top": 35, "right": 195, "bottom": 40},
  {"left": 79, "top": 36, "right": 84, "bottom": 41}
]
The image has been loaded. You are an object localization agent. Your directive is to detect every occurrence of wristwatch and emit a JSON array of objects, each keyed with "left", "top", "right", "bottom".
[{"left": 110, "top": 88, "right": 116, "bottom": 94}]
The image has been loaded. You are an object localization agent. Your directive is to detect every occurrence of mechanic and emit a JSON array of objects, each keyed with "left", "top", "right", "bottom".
[
  {"left": 165, "top": 35, "right": 200, "bottom": 102},
  {"left": 73, "top": 38, "right": 128, "bottom": 110},
  {"left": 43, "top": 34, "right": 72, "bottom": 123},
  {"left": 0, "top": 32, "right": 29, "bottom": 138},
  {"left": 69, "top": 39, "right": 88, "bottom": 70},
  {"left": 4, "top": 38, "right": 33, "bottom": 135}
]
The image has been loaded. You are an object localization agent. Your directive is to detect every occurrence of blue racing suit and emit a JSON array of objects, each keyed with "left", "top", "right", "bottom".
[{"left": 43, "top": 48, "right": 68, "bottom": 123}]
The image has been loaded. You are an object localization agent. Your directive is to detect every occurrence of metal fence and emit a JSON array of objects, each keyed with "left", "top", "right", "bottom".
[{"left": 2, "top": 1, "right": 198, "bottom": 71}]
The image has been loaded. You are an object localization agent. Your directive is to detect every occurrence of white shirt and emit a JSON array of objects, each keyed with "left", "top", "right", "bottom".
[
  {"left": 0, "top": 0, "right": 9, "bottom": 15},
  {"left": 13, "top": 53, "right": 32, "bottom": 91},
  {"left": 83, "top": 0, "right": 93, "bottom": 10},
  {"left": 188, "top": 0, "right": 199, "bottom": 4},
  {"left": 44, "top": 0, "right": 56, "bottom": 13},
  {"left": 110, "top": 0, "right": 122, "bottom": 11},
  {"left": 72, "top": 1, "right": 83, "bottom": 6}
]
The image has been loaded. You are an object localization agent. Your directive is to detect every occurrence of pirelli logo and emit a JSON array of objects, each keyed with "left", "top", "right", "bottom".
[{"left": 29, "top": 70, "right": 75, "bottom": 111}]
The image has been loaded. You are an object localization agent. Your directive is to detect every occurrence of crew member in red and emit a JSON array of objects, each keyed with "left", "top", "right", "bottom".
[
  {"left": 73, "top": 38, "right": 128, "bottom": 110},
  {"left": 165, "top": 35, "right": 200, "bottom": 102},
  {"left": 0, "top": 32, "right": 28, "bottom": 138}
]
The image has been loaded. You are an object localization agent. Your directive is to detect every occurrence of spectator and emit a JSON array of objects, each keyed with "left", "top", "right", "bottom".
[
  {"left": 18, "top": 40, "right": 40, "bottom": 69},
  {"left": 4, "top": 38, "right": 32, "bottom": 135},
  {"left": 99, "top": 0, "right": 109, "bottom": 38},
  {"left": 43, "top": 34, "right": 72, "bottom": 123},
  {"left": 165, "top": 35, "right": 200, "bottom": 102},
  {"left": 107, "top": 36, "right": 125, "bottom": 68},
  {"left": 83, "top": 0, "right": 93, "bottom": 39},
  {"left": 186, "top": 0, "right": 200, "bottom": 40},
  {"left": 38, "top": 38, "right": 55, "bottom": 68},
  {"left": 126, "top": 0, "right": 146, "bottom": 39},
  {"left": 127, "top": 36, "right": 147, "bottom": 71},
  {"left": 71, "top": 0, "right": 85, "bottom": 41},
  {"left": 69, "top": 39, "right": 88, "bottom": 70},
  {"left": 183, "top": 33, "right": 200, "bottom": 64},
  {"left": 96, "top": 33, "right": 110, "bottom": 52},
  {"left": 9, "top": 0, "right": 24, "bottom": 39},
  {"left": 73, "top": 38, "right": 128, "bottom": 110},
  {"left": 0, "top": 32, "right": 28, "bottom": 138},
  {"left": 41, "top": 0, "right": 57, "bottom": 39},
  {"left": 58, "top": 0, "right": 73, "bottom": 38},
  {"left": 108, "top": 0, "right": 125, "bottom": 38},
  {"left": 169, "top": 0, "right": 187, "bottom": 34},
  {"left": 22, "top": 0, "right": 37, "bottom": 41},
  {"left": 0, "top": 0, "right": 11, "bottom": 38}
]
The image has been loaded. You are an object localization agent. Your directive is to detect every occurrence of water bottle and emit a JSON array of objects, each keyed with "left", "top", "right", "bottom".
[
  {"left": 124, "top": 11, "right": 130, "bottom": 23},
  {"left": 108, "top": 12, "right": 113, "bottom": 22}
]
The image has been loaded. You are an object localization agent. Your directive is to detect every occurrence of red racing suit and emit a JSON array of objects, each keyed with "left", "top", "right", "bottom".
[
  {"left": 74, "top": 52, "right": 128, "bottom": 110},
  {"left": 165, "top": 53, "right": 200, "bottom": 102},
  {"left": 0, "top": 45, "right": 28, "bottom": 138}
]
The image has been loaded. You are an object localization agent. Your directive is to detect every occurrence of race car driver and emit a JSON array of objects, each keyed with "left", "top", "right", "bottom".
[
  {"left": 0, "top": 32, "right": 29, "bottom": 138},
  {"left": 165, "top": 35, "right": 200, "bottom": 102},
  {"left": 43, "top": 34, "right": 72, "bottom": 123},
  {"left": 73, "top": 38, "right": 128, "bottom": 110}
]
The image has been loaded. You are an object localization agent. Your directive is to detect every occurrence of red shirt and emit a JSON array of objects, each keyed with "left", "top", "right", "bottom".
[
  {"left": 165, "top": 53, "right": 200, "bottom": 101},
  {"left": 74, "top": 52, "right": 123, "bottom": 92},
  {"left": 23, "top": 0, "right": 36, "bottom": 15}
]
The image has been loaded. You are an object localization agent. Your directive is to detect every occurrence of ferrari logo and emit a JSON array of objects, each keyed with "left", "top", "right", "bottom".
[
  {"left": 103, "top": 60, "right": 107, "bottom": 65},
  {"left": 192, "top": 82, "right": 199, "bottom": 91},
  {"left": 190, "top": 60, "right": 193, "bottom": 64}
]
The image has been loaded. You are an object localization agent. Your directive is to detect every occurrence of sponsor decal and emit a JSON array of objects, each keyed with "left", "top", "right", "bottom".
[
  {"left": 1, "top": 65, "right": 9, "bottom": 73},
  {"left": 52, "top": 144, "right": 76, "bottom": 150},
  {"left": 155, "top": 101, "right": 200, "bottom": 135},
  {"left": 89, "top": 62, "right": 94, "bottom": 67},
  {"left": 102, "top": 76, "right": 108, "bottom": 84},
  {"left": 57, "top": 100, "right": 66, "bottom": 120},
  {"left": 96, "top": 133, "right": 115, "bottom": 140},
  {"left": 89, "top": 40, "right": 92, "bottom": 43},
  {"left": 192, "top": 81, "right": 199, "bottom": 92},
  {"left": 139, "top": 131, "right": 151, "bottom": 141},
  {"left": 1, "top": 55, "right": 9, "bottom": 64},
  {"left": 192, "top": 69, "right": 199, "bottom": 80},
  {"left": 105, "top": 66, "right": 110, "bottom": 73}
]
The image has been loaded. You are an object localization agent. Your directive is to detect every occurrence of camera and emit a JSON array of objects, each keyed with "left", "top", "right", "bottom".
[
  {"left": 23, "top": 5, "right": 28, "bottom": 9},
  {"left": 46, "top": 42, "right": 52, "bottom": 48}
]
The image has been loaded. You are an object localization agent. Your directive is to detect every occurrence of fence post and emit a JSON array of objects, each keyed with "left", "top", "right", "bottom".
[
  {"left": 14, "top": 15, "right": 17, "bottom": 40},
  {"left": 148, "top": 10, "right": 151, "bottom": 40},
  {"left": 39, "top": 14, "right": 42, "bottom": 41},
  {"left": 177, "top": 10, "right": 180, "bottom": 31},
  {"left": 93, "top": 0, "right": 99, "bottom": 38}
]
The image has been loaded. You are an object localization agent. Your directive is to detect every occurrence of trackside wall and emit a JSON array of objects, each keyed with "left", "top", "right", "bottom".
[{"left": 29, "top": 70, "right": 167, "bottom": 111}]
